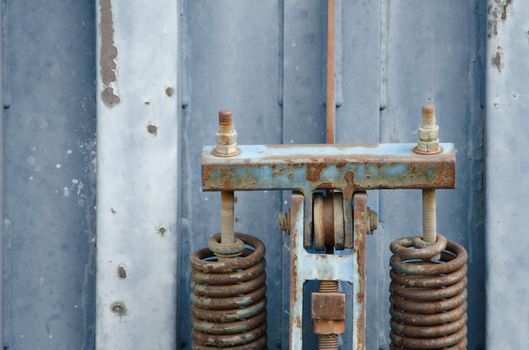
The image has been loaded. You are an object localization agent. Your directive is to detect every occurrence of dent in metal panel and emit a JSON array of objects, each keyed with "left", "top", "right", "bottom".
[
  {"left": 486, "top": 0, "right": 529, "bottom": 348},
  {"left": 96, "top": 0, "right": 179, "bottom": 348}
]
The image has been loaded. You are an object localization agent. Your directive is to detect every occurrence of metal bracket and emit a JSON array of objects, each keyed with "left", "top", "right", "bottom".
[
  {"left": 289, "top": 192, "right": 368, "bottom": 349},
  {"left": 202, "top": 143, "right": 455, "bottom": 248}
]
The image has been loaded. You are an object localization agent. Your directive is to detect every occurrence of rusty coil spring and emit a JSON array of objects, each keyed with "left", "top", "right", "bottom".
[
  {"left": 190, "top": 233, "right": 267, "bottom": 349},
  {"left": 389, "top": 234, "right": 468, "bottom": 350}
]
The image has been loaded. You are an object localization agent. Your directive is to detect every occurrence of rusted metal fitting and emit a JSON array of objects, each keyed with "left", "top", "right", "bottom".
[
  {"left": 367, "top": 207, "right": 378, "bottom": 235},
  {"left": 277, "top": 209, "right": 290, "bottom": 235},
  {"left": 313, "top": 192, "right": 345, "bottom": 250},
  {"left": 212, "top": 109, "right": 241, "bottom": 157},
  {"left": 414, "top": 104, "right": 441, "bottom": 155},
  {"left": 312, "top": 292, "right": 346, "bottom": 335}
]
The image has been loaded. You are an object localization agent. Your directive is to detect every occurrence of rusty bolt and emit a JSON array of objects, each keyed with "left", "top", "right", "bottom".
[
  {"left": 212, "top": 109, "right": 240, "bottom": 157},
  {"left": 414, "top": 104, "right": 441, "bottom": 155},
  {"left": 367, "top": 207, "right": 378, "bottom": 235},
  {"left": 277, "top": 209, "right": 290, "bottom": 235}
]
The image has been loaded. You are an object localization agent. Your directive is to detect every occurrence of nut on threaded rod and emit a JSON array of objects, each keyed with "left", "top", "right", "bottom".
[
  {"left": 414, "top": 104, "right": 441, "bottom": 155},
  {"left": 213, "top": 109, "right": 241, "bottom": 157}
]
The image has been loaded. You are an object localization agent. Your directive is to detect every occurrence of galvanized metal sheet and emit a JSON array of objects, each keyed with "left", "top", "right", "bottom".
[
  {"left": 3, "top": 1, "right": 97, "bottom": 349},
  {"left": 486, "top": 0, "right": 529, "bottom": 347},
  {"left": 95, "top": 0, "right": 179, "bottom": 349}
]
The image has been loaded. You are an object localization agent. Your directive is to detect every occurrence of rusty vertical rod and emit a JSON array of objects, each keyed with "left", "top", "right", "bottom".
[
  {"left": 326, "top": 0, "right": 336, "bottom": 144},
  {"left": 221, "top": 191, "right": 235, "bottom": 244},
  {"left": 422, "top": 189, "right": 436, "bottom": 244},
  {"left": 320, "top": 1, "right": 339, "bottom": 349}
]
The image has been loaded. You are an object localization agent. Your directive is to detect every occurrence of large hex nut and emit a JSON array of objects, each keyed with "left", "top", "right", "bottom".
[
  {"left": 313, "top": 319, "right": 346, "bottom": 335},
  {"left": 312, "top": 292, "right": 346, "bottom": 335},
  {"left": 312, "top": 292, "right": 346, "bottom": 320}
]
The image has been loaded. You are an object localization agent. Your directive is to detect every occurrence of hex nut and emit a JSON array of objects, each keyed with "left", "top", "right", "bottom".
[
  {"left": 313, "top": 319, "right": 346, "bottom": 335},
  {"left": 311, "top": 292, "right": 346, "bottom": 320},
  {"left": 418, "top": 125, "right": 439, "bottom": 141}
]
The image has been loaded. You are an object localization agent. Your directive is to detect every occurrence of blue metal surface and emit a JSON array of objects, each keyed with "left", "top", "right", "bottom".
[
  {"left": 3, "top": 1, "right": 97, "bottom": 349},
  {"left": 0, "top": 0, "right": 494, "bottom": 349}
]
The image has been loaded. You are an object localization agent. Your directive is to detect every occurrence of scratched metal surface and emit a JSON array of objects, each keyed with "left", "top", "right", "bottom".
[
  {"left": 1, "top": 0, "right": 491, "bottom": 349},
  {"left": 485, "top": 0, "right": 529, "bottom": 348}
]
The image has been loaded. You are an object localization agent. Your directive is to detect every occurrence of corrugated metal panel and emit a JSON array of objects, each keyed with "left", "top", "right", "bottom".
[
  {"left": 0, "top": 0, "right": 511, "bottom": 349},
  {"left": 3, "top": 1, "right": 97, "bottom": 349}
]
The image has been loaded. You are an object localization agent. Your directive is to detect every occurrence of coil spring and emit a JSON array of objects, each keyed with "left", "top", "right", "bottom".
[
  {"left": 190, "top": 233, "right": 267, "bottom": 349},
  {"left": 389, "top": 234, "right": 468, "bottom": 350}
]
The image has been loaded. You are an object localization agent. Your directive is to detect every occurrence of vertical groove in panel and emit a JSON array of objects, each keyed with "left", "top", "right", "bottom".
[
  {"left": 179, "top": 1, "right": 282, "bottom": 347},
  {"left": 96, "top": 0, "right": 179, "bottom": 349},
  {"left": 486, "top": 0, "right": 529, "bottom": 348}
]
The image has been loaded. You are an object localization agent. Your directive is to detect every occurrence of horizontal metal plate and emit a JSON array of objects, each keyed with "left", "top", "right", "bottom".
[{"left": 202, "top": 143, "right": 456, "bottom": 194}]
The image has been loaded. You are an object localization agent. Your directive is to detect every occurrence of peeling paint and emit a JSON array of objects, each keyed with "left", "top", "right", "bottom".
[
  {"left": 492, "top": 48, "right": 503, "bottom": 72},
  {"left": 488, "top": 0, "right": 513, "bottom": 37},
  {"left": 99, "top": 0, "right": 120, "bottom": 107}
]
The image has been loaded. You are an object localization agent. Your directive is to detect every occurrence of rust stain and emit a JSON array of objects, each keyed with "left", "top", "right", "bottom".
[
  {"left": 111, "top": 302, "right": 127, "bottom": 316},
  {"left": 99, "top": 0, "right": 120, "bottom": 107},
  {"left": 501, "top": 0, "right": 512, "bottom": 21},
  {"left": 353, "top": 194, "right": 367, "bottom": 348},
  {"left": 492, "top": 49, "right": 503, "bottom": 72},
  {"left": 147, "top": 123, "right": 158, "bottom": 136},
  {"left": 306, "top": 163, "right": 325, "bottom": 182},
  {"left": 488, "top": 0, "right": 513, "bottom": 37},
  {"left": 165, "top": 87, "right": 174, "bottom": 97},
  {"left": 117, "top": 264, "right": 127, "bottom": 279}
]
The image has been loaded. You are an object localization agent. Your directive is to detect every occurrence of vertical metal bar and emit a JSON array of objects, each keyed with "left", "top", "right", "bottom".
[
  {"left": 221, "top": 191, "right": 235, "bottom": 244},
  {"left": 486, "top": 0, "right": 529, "bottom": 347},
  {"left": 352, "top": 194, "right": 367, "bottom": 350},
  {"left": 95, "top": 0, "right": 179, "bottom": 348},
  {"left": 326, "top": 0, "right": 336, "bottom": 144},
  {"left": 289, "top": 194, "right": 305, "bottom": 349},
  {"left": 422, "top": 189, "right": 436, "bottom": 243}
]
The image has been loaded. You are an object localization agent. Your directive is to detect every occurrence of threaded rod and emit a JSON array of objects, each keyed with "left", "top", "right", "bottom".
[{"left": 221, "top": 191, "right": 235, "bottom": 244}]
